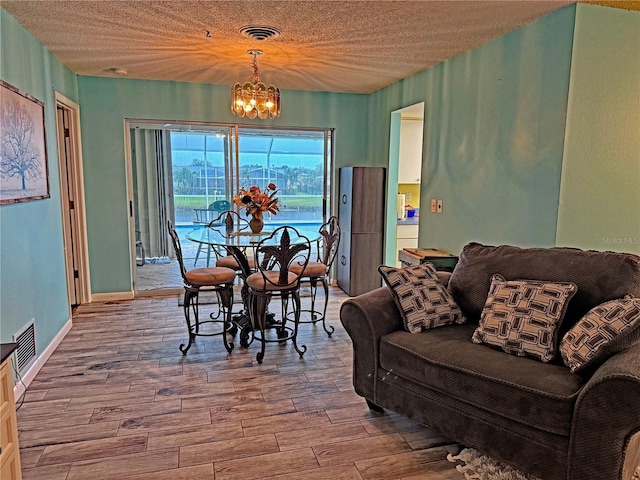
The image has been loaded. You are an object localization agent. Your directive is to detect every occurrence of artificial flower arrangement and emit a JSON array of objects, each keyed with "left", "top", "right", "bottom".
[{"left": 233, "top": 182, "right": 280, "bottom": 218}]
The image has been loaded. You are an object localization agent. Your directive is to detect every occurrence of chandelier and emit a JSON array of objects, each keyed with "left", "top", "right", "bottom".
[{"left": 231, "top": 50, "right": 281, "bottom": 119}]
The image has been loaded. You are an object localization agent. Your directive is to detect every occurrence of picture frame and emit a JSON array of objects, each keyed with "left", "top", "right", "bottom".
[{"left": 0, "top": 79, "right": 50, "bottom": 205}]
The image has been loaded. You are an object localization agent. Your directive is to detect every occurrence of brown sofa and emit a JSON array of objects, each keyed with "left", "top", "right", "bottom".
[{"left": 340, "top": 243, "right": 640, "bottom": 480}]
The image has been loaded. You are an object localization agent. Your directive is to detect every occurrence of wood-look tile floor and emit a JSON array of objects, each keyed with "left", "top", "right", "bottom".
[{"left": 17, "top": 287, "right": 464, "bottom": 480}]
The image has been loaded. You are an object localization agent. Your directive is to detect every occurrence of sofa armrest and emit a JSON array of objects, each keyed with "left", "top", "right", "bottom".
[
  {"left": 568, "top": 342, "right": 640, "bottom": 480},
  {"left": 437, "top": 270, "right": 452, "bottom": 288},
  {"left": 339, "top": 287, "right": 403, "bottom": 402}
]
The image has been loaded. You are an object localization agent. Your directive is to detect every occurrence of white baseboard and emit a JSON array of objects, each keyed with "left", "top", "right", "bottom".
[
  {"left": 91, "top": 291, "right": 135, "bottom": 302},
  {"left": 14, "top": 317, "right": 73, "bottom": 403}
]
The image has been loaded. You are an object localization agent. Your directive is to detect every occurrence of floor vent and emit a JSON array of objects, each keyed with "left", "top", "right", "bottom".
[{"left": 12, "top": 319, "right": 37, "bottom": 373}]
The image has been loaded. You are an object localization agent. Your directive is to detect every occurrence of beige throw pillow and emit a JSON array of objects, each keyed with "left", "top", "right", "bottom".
[
  {"left": 472, "top": 274, "right": 577, "bottom": 362},
  {"left": 379, "top": 263, "right": 466, "bottom": 333},
  {"left": 560, "top": 297, "right": 640, "bottom": 373}
]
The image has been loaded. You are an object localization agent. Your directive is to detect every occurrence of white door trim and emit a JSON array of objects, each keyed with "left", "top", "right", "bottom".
[
  {"left": 123, "top": 121, "right": 136, "bottom": 293},
  {"left": 54, "top": 92, "right": 92, "bottom": 305}
]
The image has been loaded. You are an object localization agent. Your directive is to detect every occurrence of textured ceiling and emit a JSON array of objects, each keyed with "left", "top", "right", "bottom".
[{"left": 2, "top": 0, "right": 634, "bottom": 94}]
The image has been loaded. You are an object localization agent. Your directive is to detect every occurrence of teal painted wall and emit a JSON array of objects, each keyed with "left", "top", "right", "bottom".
[
  {"left": 76, "top": 76, "right": 368, "bottom": 293},
  {"left": 368, "top": 6, "right": 576, "bottom": 255},
  {"left": 556, "top": 5, "right": 640, "bottom": 254},
  {"left": 0, "top": 9, "right": 78, "bottom": 351}
]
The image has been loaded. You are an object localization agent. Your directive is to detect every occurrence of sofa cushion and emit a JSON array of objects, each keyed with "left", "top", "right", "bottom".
[
  {"left": 472, "top": 275, "right": 577, "bottom": 362},
  {"left": 379, "top": 263, "right": 466, "bottom": 333},
  {"left": 560, "top": 297, "right": 640, "bottom": 373},
  {"left": 448, "top": 243, "right": 640, "bottom": 335},
  {"left": 379, "top": 324, "right": 585, "bottom": 436}
]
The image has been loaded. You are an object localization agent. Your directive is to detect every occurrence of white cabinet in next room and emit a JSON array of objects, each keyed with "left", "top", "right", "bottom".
[{"left": 398, "top": 119, "right": 423, "bottom": 184}]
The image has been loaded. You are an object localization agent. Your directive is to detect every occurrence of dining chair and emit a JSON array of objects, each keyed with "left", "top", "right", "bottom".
[
  {"left": 135, "top": 229, "right": 145, "bottom": 266},
  {"left": 288, "top": 216, "right": 341, "bottom": 336},
  {"left": 193, "top": 199, "right": 231, "bottom": 266},
  {"left": 167, "top": 220, "right": 237, "bottom": 354},
  {"left": 207, "top": 210, "right": 256, "bottom": 274},
  {"left": 245, "top": 226, "right": 311, "bottom": 364},
  {"left": 193, "top": 199, "right": 231, "bottom": 225}
]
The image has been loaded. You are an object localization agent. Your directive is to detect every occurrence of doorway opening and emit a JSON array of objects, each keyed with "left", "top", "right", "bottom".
[
  {"left": 54, "top": 93, "right": 91, "bottom": 309},
  {"left": 385, "top": 102, "right": 425, "bottom": 267},
  {"left": 125, "top": 121, "right": 333, "bottom": 293}
]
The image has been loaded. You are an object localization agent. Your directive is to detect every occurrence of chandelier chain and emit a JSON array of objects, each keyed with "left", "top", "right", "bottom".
[{"left": 250, "top": 53, "right": 260, "bottom": 85}]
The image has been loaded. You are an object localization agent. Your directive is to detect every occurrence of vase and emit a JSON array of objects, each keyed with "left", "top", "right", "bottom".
[{"left": 249, "top": 212, "right": 264, "bottom": 234}]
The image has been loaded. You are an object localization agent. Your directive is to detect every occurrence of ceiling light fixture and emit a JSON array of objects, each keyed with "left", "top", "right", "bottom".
[
  {"left": 109, "top": 67, "right": 128, "bottom": 76},
  {"left": 231, "top": 50, "right": 280, "bottom": 120}
]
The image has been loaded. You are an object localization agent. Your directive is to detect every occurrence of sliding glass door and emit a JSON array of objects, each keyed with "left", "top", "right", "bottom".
[
  {"left": 128, "top": 121, "right": 333, "bottom": 292},
  {"left": 234, "top": 127, "right": 331, "bottom": 229},
  {"left": 170, "top": 126, "right": 236, "bottom": 225}
]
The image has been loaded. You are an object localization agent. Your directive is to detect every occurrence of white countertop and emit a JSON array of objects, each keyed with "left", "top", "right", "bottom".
[{"left": 397, "top": 217, "right": 419, "bottom": 225}]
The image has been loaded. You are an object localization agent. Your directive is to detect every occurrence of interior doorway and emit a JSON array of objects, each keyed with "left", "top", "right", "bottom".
[
  {"left": 385, "top": 102, "right": 425, "bottom": 267},
  {"left": 54, "top": 93, "right": 91, "bottom": 309}
]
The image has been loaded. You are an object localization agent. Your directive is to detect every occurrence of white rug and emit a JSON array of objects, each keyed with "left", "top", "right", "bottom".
[{"left": 447, "top": 448, "right": 542, "bottom": 480}]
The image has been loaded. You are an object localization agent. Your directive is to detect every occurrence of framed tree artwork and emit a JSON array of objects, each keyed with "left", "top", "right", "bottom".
[{"left": 0, "top": 80, "right": 50, "bottom": 205}]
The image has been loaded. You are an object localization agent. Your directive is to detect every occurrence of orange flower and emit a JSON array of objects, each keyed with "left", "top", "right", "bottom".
[{"left": 233, "top": 184, "right": 280, "bottom": 217}]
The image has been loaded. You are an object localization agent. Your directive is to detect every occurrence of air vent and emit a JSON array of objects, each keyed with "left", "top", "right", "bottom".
[
  {"left": 13, "top": 319, "right": 37, "bottom": 373},
  {"left": 239, "top": 25, "right": 282, "bottom": 41}
]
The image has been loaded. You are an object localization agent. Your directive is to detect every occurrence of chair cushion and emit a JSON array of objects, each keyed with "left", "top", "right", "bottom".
[
  {"left": 289, "top": 261, "right": 327, "bottom": 278},
  {"left": 216, "top": 255, "right": 255, "bottom": 270},
  {"left": 471, "top": 275, "right": 577, "bottom": 362},
  {"left": 380, "top": 324, "right": 586, "bottom": 436},
  {"left": 246, "top": 271, "right": 299, "bottom": 291},
  {"left": 185, "top": 267, "right": 236, "bottom": 287},
  {"left": 379, "top": 263, "right": 466, "bottom": 333},
  {"left": 560, "top": 297, "right": 640, "bottom": 373}
]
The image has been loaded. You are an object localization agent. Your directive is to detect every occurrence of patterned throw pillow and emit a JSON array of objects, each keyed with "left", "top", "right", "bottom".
[
  {"left": 378, "top": 263, "right": 466, "bottom": 333},
  {"left": 472, "top": 275, "right": 577, "bottom": 362},
  {"left": 560, "top": 297, "right": 640, "bottom": 373}
]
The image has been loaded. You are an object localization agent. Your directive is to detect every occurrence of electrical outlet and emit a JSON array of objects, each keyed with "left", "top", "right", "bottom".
[
  {"left": 430, "top": 199, "right": 437, "bottom": 213},
  {"left": 437, "top": 199, "right": 443, "bottom": 214}
]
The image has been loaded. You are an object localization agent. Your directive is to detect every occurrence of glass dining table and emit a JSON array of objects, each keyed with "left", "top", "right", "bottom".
[{"left": 185, "top": 222, "right": 320, "bottom": 347}]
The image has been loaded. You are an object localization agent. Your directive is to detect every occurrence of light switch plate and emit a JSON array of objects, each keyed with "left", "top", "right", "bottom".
[
  {"left": 430, "top": 199, "right": 437, "bottom": 213},
  {"left": 437, "top": 199, "right": 443, "bottom": 213},
  {"left": 405, "top": 192, "right": 411, "bottom": 202}
]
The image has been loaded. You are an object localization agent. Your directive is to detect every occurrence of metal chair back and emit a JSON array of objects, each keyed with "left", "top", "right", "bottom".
[
  {"left": 253, "top": 226, "right": 311, "bottom": 289},
  {"left": 167, "top": 220, "right": 188, "bottom": 283},
  {"left": 318, "top": 216, "right": 341, "bottom": 268},
  {"left": 208, "top": 210, "right": 251, "bottom": 237}
]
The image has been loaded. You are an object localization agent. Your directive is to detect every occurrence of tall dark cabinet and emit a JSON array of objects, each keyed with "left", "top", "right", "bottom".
[{"left": 337, "top": 166, "right": 386, "bottom": 296}]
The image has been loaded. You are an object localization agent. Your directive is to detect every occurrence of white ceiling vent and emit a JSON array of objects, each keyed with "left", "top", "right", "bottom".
[{"left": 238, "top": 25, "right": 282, "bottom": 41}]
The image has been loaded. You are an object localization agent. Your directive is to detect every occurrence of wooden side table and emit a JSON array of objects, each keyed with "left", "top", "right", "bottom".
[
  {"left": 1, "top": 343, "right": 22, "bottom": 480},
  {"left": 398, "top": 248, "right": 459, "bottom": 272}
]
